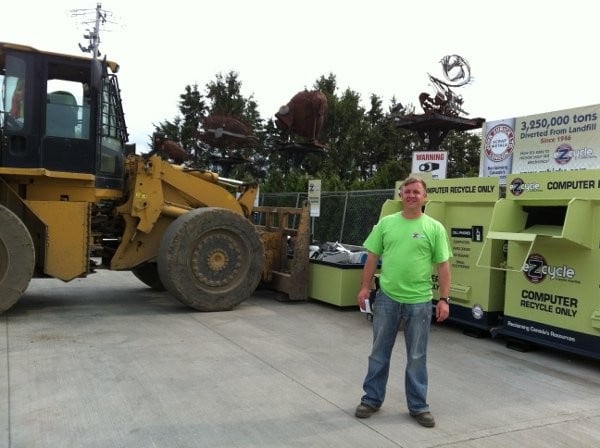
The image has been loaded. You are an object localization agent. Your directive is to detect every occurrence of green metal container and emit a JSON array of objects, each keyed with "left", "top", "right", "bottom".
[
  {"left": 480, "top": 169, "right": 600, "bottom": 359},
  {"left": 308, "top": 260, "right": 365, "bottom": 307},
  {"left": 425, "top": 177, "right": 504, "bottom": 332}
]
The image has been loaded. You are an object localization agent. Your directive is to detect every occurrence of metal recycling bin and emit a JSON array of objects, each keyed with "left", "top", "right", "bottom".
[
  {"left": 308, "top": 243, "right": 371, "bottom": 307},
  {"left": 308, "top": 259, "right": 365, "bottom": 306},
  {"left": 478, "top": 169, "right": 600, "bottom": 359},
  {"left": 425, "top": 177, "right": 504, "bottom": 332}
]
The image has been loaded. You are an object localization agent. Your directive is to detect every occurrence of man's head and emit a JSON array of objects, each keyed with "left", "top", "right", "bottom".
[
  {"left": 399, "top": 176, "right": 428, "bottom": 215},
  {"left": 400, "top": 176, "right": 427, "bottom": 193},
  {"left": 398, "top": 176, "right": 427, "bottom": 197}
]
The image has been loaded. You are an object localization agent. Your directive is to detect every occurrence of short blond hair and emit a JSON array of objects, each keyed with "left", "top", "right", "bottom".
[{"left": 400, "top": 176, "right": 427, "bottom": 191}]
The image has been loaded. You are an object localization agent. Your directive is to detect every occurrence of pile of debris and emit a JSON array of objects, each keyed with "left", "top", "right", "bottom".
[{"left": 309, "top": 242, "right": 367, "bottom": 264}]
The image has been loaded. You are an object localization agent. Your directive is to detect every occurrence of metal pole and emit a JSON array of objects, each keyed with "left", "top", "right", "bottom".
[{"left": 339, "top": 191, "right": 349, "bottom": 242}]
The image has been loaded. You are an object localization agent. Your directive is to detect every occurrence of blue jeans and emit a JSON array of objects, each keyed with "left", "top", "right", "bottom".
[{"left": 361, "top": 290, "right": 432, "bottom": 414}]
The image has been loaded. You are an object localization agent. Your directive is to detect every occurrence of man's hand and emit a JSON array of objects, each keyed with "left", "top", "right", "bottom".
[
  {"left": 435, "top": 300, "right": 450, "bottom": 322},
  {"left": 357, "top": 287, "right": 370, "bottom": 311}
]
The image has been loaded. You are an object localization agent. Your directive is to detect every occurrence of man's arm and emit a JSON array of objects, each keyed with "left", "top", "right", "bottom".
[
  {"left": 435, "top": 260, "right": 451, "bottom": 322},
  {"left": 357, "top": 252, "right": 379, "bottom": 310}
]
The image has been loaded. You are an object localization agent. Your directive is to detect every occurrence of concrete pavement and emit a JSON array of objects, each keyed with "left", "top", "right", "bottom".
[{"left": 1, "top": 269, "right": 599, "bottom": 447}]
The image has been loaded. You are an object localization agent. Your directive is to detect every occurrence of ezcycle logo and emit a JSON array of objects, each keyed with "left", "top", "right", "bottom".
[
  {"left": 509, "top": 177, "right": 541, "bottom": 196},
  {"left": 554, "top": 144, "right": 573, "bottom": 165},
  {"left": 522, "top": 253, "right": 576, "bottom": 284},
  {"left": 553, "top": 144, "right": 595, "bottom": 165}
]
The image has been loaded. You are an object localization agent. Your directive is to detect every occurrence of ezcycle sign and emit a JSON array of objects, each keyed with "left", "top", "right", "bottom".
[
  {"left": 496, "top": 169, "right": 600, "bottom": 359},
  {"left": 507, "top": 171, "right": 600, "bottom": 200},
  {"left": 522, "top": 253, "right": 575, "bottom": 283},
  {"left": 480, "top": 104, "right": 600, "bottom": 184}
]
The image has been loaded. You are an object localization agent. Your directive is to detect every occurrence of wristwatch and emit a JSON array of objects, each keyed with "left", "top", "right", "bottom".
[{"left": 438, "top": 297, "right": 450, "bottom": 304}]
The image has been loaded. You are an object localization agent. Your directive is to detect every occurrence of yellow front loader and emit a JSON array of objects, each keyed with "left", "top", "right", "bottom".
[{"left": 0, "top": 42, "right": 308, "bottom": 312}]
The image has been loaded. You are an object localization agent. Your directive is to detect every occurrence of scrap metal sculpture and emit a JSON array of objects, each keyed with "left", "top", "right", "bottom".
[
  {"left": 419, "top": 54, "right": 472, "bottom": 117},
  {"left": 393, "top": 55, "right": 483, "bottom": 151},
  {"left": 151, "top": 114, "right": 258, "bottom": 176},
  {"left": 195, "top": 114, "right": 258, "bottom": 175},
  {"left": 275, "top": 90, "right": 327, "bottom": 147},
  {"left": 197, "top": 114, "right": 258, "bottom": 149},
  {"left": 274, "top": 89, "right": 328, "bottom": 173}
]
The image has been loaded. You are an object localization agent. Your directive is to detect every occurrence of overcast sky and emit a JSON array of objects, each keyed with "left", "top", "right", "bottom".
[{"left": 4, "top": 0, "right": 599, "bottom": 150}]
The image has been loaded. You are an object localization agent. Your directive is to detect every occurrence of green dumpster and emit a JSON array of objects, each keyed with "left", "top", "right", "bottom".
[
  {"left": 480, "top": 169, "right": 600, "bottom": 359},
  {"left": 425, "top": 177, "right": 504, "bottom": 332},
  {"left": 308, "top": 243, "right": 374, "bottom": 307},
  {"left": 308, "top": 259, "right": 365, "bottom": 307}
]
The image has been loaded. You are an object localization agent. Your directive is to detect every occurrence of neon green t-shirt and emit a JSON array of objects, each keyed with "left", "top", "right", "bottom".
[{"left": 363, "top": 212, "right": 452, "bottom": 304}]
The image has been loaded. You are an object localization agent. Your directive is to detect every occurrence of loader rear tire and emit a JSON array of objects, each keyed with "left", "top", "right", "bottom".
[
  {"left": 157, "top": 207, "right": 265, "bottom": 311},
  {"left": 0, "top": 205, "right": 35, "bottom": 312},
  {"left": 131, "top": 262, "right": 166, "bottom": 291}
]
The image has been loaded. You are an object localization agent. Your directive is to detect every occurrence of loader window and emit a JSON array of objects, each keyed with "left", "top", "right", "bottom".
[
  {"left": 1, "top": 54, "right": 28, "bottom": 132},
  {"left": 45, "top": 79, "right": 90, "bottom": 139},
  {"left": 40, "top": 61, "right": 95, "bottom": 174},
  {"left": 2, "top": 77, "right": 25, "bottom": 131},
  {"left": 98, "top": 75, "right": 125, "bottom": 176},
  {"left": 8, "top": 79, "right": 26, "bottom": 127}
]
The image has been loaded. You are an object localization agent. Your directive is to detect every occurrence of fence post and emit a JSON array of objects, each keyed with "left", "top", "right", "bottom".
[{"left": 339, "top": 191, "right": 349, "bottom": 242}]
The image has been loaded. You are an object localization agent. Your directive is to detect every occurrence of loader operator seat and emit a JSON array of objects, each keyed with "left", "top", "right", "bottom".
[{"left": 46, "top": 91, "right": 78, "bottom": 138}]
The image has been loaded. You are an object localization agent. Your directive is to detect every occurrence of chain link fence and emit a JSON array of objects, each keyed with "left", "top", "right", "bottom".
[{"left": 258, "top": 189, "right": 395, "bottom": 246}]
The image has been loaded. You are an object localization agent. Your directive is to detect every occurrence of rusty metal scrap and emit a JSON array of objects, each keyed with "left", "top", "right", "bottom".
[
  {"left": 161, "top": 140, "right": 189, "bottom": 164},
  {"left": 197, "top": 114, "right": 259, "bottom": 149},
  {"left": 275, "top": 90, "right": 327, "bottom": 145}
]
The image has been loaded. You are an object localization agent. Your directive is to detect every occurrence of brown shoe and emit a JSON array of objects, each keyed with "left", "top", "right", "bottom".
[
  {"left": 411, "top": 411, "right": 435, "bottom": 427},
  {"left": 355, "top": 402, "right": 379, "bottom": 418}
]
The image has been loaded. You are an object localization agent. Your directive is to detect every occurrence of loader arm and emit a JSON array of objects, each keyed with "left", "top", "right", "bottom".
[{"left": 110, "top": 155, "right": 258, "bottom": 270}]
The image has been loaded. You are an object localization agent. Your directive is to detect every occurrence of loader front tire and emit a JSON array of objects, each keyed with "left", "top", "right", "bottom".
[
  {"left": 0, "top": 205, "right": 35, "bottom": 312},
  {"left": 157, "top": 207, "right": 265, "bottom": 311}
]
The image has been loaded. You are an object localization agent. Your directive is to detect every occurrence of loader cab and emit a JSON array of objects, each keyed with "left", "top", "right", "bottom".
[{"left": 0, "top": 42, "right": 129, "bottom": 190}]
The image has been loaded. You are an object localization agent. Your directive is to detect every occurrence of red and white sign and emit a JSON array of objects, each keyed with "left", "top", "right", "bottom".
[{"left": 412, "top": 151, "right": 448, "bottom": 179}]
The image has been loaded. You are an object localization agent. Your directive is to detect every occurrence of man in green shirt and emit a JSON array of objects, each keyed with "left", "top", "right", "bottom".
[{"left": 355, "top": 176, "right": 452, "bottom": 428}]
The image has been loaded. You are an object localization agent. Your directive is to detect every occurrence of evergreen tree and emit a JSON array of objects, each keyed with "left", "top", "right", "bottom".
[
  {"left": 443, "top": 130, "right": 482, "bottom": 178},
  {"left": 153, "top": 72, "right": 268, "bottom": 181},
  {"left": 154, "top": 71, "right": 483, "bottom": 189}
]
